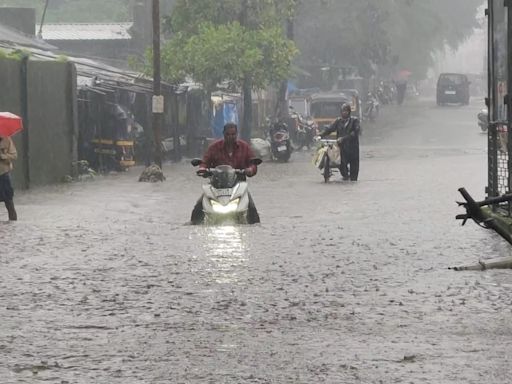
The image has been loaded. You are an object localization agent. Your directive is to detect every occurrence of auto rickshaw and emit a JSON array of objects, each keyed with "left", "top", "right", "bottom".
[
  {"left": 309, "top": 92, "right": 352, "bottom": 135},
  {"left": 89, "top": 103, "right": 136, "bottom": 172}
]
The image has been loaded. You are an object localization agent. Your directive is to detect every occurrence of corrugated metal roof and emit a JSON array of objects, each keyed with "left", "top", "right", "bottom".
[
  {"left": 39, "top": 22, "right": 133, "bottom": 41},
  {"left": 0, "top": 22, "right": 56, "bottom": 50}
]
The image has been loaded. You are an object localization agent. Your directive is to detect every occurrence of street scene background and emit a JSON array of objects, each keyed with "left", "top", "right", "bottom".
[{"left": 2, "top": 96, "right": 510, "bottom": 383}]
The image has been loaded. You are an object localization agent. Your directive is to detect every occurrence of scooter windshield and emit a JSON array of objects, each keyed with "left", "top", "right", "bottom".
[{"left": 211, "top": 165, "right": 238, "bottom": 188}]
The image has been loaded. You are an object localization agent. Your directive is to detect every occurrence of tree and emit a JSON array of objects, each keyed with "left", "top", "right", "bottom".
[
  {"left": 293, "top": 0, "right": 483, "bottom": 80},
  {"left": 0, "top": 0, "right": 176, "bottom": 22},
  {"left": 162, "top": 0, "right": 298, "bottom": 140}
]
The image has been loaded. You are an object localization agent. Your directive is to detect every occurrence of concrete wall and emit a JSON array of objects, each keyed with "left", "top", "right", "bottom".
[
  {"left": 0, "top": 57, "right": 77, "bottom": 189},
  {"left": 27, "top": 60, "right": 78, "bottom": 186},
  {"left": 0, "top": 7, "right": 36, "bottom": 36},
  {"left": 0, "top": 58, "right": 27, "bottom": 189}
]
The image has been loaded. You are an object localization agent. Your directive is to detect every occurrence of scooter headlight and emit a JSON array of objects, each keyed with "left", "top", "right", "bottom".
[{"left": 211, "top": 198, "right": 240, "bottom": 214}]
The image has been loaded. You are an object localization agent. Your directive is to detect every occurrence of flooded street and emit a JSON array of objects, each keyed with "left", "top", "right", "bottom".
[{"left": 2, "top": 98, "right": 512, "bottom": 383}]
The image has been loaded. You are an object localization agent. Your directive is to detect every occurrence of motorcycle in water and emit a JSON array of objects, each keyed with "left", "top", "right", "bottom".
[
  {"left": 477, "top": 106, "right": 488, "bottom": 132},
  {"left": 190, "top": 158, "right": 262, "bottom": 225},
  {"left": 268, "top": 122, "right": 292, "bottom": 162}
]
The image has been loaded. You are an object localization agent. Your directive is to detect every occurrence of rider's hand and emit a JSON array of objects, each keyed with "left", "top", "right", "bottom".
[
  {"left": 196, "top": 169, "right": 207, "bottom": 177},
  {"left": 336, "top": 136, "right": 346, "bottom": 144},
  {"left": 245, "top": 167, "right": 255, "bottom": 177}
]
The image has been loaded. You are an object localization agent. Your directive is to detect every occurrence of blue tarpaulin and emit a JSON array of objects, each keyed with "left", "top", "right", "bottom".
[{"left": 212, "top": 101, "right": 239, "bottom": 138}]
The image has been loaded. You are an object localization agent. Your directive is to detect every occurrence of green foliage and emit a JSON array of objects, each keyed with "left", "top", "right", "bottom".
[
  {"left": 294, "top": 0, "right": 483, "bottom": 79},
  {"left": 127, "top": 53, "right": 151, "bottom": 77},
  {"left": 55, "top": 54, "right": 69, "bottom": 62},
  {"left": 0, "top": 48, "right": 31, "bottom": 61},
  {"left": 161, "top": 1, "right": 298, "bottom": 91}
]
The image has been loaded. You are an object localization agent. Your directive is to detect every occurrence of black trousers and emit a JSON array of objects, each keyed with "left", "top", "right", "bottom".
[
  {"left": 339, "top": 149, "right": 360, "bottom": 181},
  {"left": 4, "top": 200, "right": 17, "bottom": 221},
  {"left": 0, "top": 173, "right": 16, "bottom": 220}
]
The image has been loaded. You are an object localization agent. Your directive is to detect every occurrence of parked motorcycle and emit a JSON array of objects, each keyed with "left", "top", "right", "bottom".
[
  {"left": 190, "top": 158, "right": 262, "bottom": 225},
  {"left": 376, "top": 81, "right": 395, "bottom": 105},
  {"left": 477, "top": 106, "right": 488, "bottom": 132},
  {"left": 363, "top": 92, "right": 380, "bottom": 122},
  {"left": 288, "top": 107, "right": 317, "bottom": 150},
  {"left": 268, "top": 122, "right": 292, "bottom": 162}
]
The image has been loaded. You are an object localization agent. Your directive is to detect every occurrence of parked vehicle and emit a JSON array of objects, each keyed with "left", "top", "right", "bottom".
[
  {"left": 268, "top": 121, "right": 292, "bottom": 162},
  {"left": 363, "top": 92, "right": 380, "bottom": 122},
  {"left": 376, "top": 81, "right": 396, "bottom": 105},
  {"left": 190, "top": 158, "right": 262, "bottom": 224},
  {"left": 309, "top": 92, "right": 351, "bottom": 129},
  {"left": 477, "top": 106, "right": 488, "bottom": 132},
  {"left": 436, "top": 73, "right": 470, "bottom": 105},
  {"left": 288, "top": 106, "right": 317, "bottom": 150}
]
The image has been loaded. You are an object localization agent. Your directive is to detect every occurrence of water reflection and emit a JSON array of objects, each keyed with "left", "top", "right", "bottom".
[{"left": 203, "top": 225, "right": 247, "bottom": 284}]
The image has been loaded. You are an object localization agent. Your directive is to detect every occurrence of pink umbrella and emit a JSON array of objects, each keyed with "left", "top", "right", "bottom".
[
  {"left": 0, "top": 112, "right": 23, "bottom": 137},
  {"left": 398, "top": 69, "right": 412, "bottom": 81}
]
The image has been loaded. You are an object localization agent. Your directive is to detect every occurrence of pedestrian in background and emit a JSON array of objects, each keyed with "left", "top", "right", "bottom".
[{"left": 0, "top": 135, "right": 18, "bottom": 220}]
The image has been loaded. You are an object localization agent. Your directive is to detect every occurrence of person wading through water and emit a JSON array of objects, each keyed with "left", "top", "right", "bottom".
[
  {"left": 0, "top": 135, "right": 18, "bottom": 220},
  {"left": 319, "top": 103, "right": 361, "bottom": 181},
  {"left": 190, "top": 122, "right": 260, "bottom": 224}
]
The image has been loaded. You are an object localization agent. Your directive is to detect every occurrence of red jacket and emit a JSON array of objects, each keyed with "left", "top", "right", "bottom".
[{"left": 200, "top": 139, "right": 257, "bottom": 175}]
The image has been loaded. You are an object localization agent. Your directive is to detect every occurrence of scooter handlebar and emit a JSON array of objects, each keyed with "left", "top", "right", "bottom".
[{"left": 196, "top": 168, "right": 247, "bottom": 177}]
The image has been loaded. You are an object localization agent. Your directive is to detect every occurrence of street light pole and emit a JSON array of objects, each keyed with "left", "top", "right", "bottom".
[{"left": 152, "top": 0, "right": 163, "bottom": 169}]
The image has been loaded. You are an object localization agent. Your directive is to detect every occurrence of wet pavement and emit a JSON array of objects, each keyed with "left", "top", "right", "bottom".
[{"left": 2, "top": 97, "right": 512, "bottom": 383}]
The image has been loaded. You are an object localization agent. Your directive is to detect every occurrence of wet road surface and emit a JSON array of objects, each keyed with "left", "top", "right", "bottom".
[{"left": 2, "top": 97, "right": 512, "bottom": 383}]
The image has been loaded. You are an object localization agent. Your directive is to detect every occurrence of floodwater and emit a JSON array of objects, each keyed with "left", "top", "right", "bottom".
[{"left": 2, "top": 97, "right": 511, "bottom": 383}]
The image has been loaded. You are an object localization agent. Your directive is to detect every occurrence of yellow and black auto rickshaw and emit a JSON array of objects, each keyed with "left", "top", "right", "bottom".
[{"left": 309, "top": 92, "right": 353, "bottom": 134}]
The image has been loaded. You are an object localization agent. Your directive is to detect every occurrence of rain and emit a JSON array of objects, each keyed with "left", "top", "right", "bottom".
[{"left": 1, "top": 1, "right": 510, "bottom": 383}]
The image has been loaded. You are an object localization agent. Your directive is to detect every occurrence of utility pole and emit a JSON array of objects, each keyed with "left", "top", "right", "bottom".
[
  {"left": 240, "top": 0, "right": 253, "bottom": 142},
  {"left": 152, "top": 0, "right": 163, "bottom": 169}
]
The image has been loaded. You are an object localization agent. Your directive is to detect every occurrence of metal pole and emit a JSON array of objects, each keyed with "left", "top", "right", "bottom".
[
  {"left": 152, "top": 0, "right": 163, "bottom": 169},
  {"left": 37, "top": 0, "right": 50, "bottom": 39},
  {"left": 507, "top": 0, "right": 512, "bottom": 200},
  {"left": 488, "top": 0, "right": 499, "bottom": 198}
]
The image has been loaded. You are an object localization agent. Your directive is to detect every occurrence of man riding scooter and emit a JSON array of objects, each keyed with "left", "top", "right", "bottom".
[{"left": 190, "top": 122, "right": 261, "bottom": 225}]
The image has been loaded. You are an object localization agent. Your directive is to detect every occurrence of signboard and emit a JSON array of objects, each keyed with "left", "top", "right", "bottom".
[{"left": 152, "top": 95, "right": 164, "bottom": 113}]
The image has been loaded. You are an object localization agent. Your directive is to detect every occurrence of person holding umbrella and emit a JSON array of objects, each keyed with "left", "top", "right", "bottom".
[
  {"left": 0, "top": 112, "right": 22, "bottom": 221},
  {"left": 0, "top": 135, "right": 17, "bottom": 220}
]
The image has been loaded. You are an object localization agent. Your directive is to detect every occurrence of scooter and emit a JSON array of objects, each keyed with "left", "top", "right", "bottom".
[
  {"left": 268, "top": 122, "right": 292, "bottom": 162},
  {"left": 190, "top": 158, "right": 262, "bottom": 225}
]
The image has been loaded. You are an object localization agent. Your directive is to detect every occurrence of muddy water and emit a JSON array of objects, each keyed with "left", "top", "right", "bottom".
[{"left": 1, "top": 99, "right": 511, "bottom": 383}]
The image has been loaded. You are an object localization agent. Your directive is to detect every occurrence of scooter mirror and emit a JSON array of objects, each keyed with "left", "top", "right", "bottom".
[
  {"left": 249, "top": 158, "right": 263, "bottom": 166},
  {"left": 191, "top": 158, "right": 202, "bottom": 167}
]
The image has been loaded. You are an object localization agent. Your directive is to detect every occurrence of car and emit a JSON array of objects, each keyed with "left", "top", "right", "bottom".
[{"left": 436, "top": 73, "right": 470, "bottom": 106}]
